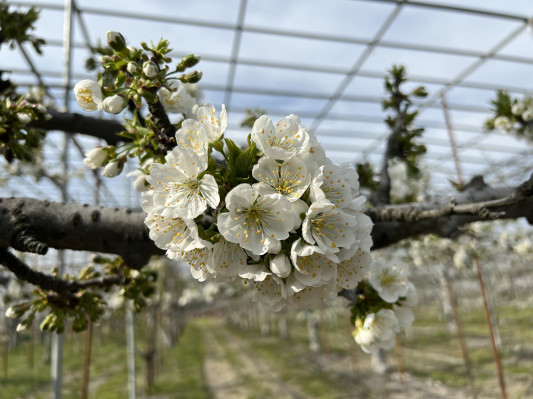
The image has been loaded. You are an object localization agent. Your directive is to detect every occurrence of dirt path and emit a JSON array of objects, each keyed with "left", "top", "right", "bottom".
[
  {"left": 202, "top": 319, "right": 471, "bottom": 399},
  {"left": 202, "top": 325, "right": 307, "bottom": 399}
]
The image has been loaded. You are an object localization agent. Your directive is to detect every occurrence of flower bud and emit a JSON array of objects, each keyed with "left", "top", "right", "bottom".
[
  {"left": 270, "top": 253, "right": 291, "bottom": 278},
  {"left": 127, "top": 61, "right": 141, "bottom": 75},
  {"left": 102, "top": 160, "right": 124, "bottom": 177},
  {"left": 103, "top": 95, "right": 127, "bottom": 114},
  {"left": 35, "top": 104, "right": 47, "bottom": 114},
  {"left": 212, "top": 139, "right": 224, "bottom": 153},
  {"left": 106, "top": 31, "right": 127, "bottom": 53},
  {"left": 176, "top": 53, "right": 201, "bottom": 72},
  {"left": 5, "top": 306, "right": 17, "bottom": 318},
  {"left": 16, "top": 323, "right": 28, "bottom": 333},
  {"left": 83, "top": 146, "right": 108, "bottom": 169},
  {"left": 99, "top": 55, "right": 113, "bottom": 64},
  {"left": 511, "top": 102, "right": 524, "bottom": 116},
  {"left": 179, "top": 70, "right": 203, "bottom": 84},
  {"left": 17, "top": 113, "right": 32, "bottom": 124},
  {"left": 522, "top": 108, "right": 533, "bottom": 121},
  {"left": 143, "top": 61, "right": 158, "bottom": 78}
]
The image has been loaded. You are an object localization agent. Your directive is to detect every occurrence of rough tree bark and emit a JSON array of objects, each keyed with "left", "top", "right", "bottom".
[{"left": 1, "top": 173, "right": 531, "bottom": 269}]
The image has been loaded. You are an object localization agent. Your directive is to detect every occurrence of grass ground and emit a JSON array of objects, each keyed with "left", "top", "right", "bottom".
[{"left": 0, "top": 305, "right": 532, "bottom": 398}]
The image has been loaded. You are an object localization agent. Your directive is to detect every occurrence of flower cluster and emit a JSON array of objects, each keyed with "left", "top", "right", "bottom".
[
  {"left": 141, "top": 107, "right": 373, "bottom": 311},
  {"left": 486, "top": 90, "right": 533, "bottom": 142},
  {"left": 0, "top": 95, "right": 49, "bottom": 163},
  {"left": 75, "top": 31, "right": 202, "bottom": 179},
  {"left": 352, "top": 258, "right": 416, "bottom": 354}
]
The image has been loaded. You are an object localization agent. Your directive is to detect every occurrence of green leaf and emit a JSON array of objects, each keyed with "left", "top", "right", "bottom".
[
  {"left": 115, "top": 72, "right": 126, "bottom": 88},
  {"left": 224, "top": 138, "right": 242, "bottom": 162},
  {"left": 235, "top": 142, "right": 257, "bottom": 178}
]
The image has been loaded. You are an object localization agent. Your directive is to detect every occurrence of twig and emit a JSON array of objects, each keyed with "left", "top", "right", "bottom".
[{"left": 0, "top": 248, "right": 124, "bottom": 299}]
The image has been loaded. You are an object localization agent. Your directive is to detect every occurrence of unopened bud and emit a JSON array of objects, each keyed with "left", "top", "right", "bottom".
[
  {"left": 106, "top": 31, "right": 127, "bottom": 54},
  {"left": 103, "top": 94, "right": 127, "bottom": 114},
  {"left": 179, "top": 70, "right": 203, "bottom": 84},
  {"left": 99, "top": 55, "right": 113, "bottom": 64},
  {"left": 83, "top": 146, "right": 108, "bottom": 169},
  {"left": 127, "top": 61, "right": 141, "bottom": 75},
  {"left": 143, "top": 61, "right": 158, "bottom": 78},
  {"left": 176, "top": 53, "right": 201, "bottom": 72},
  {"left": 102, "top": 160, "right": 124, "bottom": 177},
  {"left": 17, "top": 113, "right": 32, "bottom": 124}
]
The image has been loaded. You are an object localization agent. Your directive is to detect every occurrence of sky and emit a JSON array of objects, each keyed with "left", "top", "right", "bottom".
[{"left": 2, "top": 0, "right": 533, "bottom": 206}]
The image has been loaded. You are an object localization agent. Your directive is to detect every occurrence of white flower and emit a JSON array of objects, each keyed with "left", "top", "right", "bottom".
[
  {"left": 143, "top": 61, "right": 158, "bottom": 78},
  {"left": 182, "top": 246, "right": 215, "bottom": 282},
  {"left": 251, "top": 273, "right": 287, "bottom": 311},
  {"left": 144, "top": 210, "right": 203, "bottom": 260},
  {"left": 511, "top": 102, "right": 524, "bottom": 115},
  {"left": 309, "top": 163, "right": 359, "bottom": 207},
  {"left": 494, "top": 115, "right": 512, "bottom": 131},
  {"left": 5, "top": 306, "right": 17, "bottom": 318},
  {"left": 74, "top": 79, "right": 103, "bottom": 111},
  {"left": 269, "top": 253, "right": 291, "bottom": 278},
  {"left": 299, "top": 127, "right": 327, "bottom": 173},
  {"left": 335, "top": 246, "right": 372, "bottom": 290},
  {"left": 343, "top": 198, "right": 374, "bottom": 251},
  {"left": 287, "top": 277, "right": 337, "bottom": 307},
  {"left": 453, "top": 246, "right": 470, "bottom": 269},
  {"left": 515, "top": 238, "right": 532, "bottom": 255},
  {"left": 17, "top": 113, "right": 32, "bottom": 124},
  {"left": 290, "top": 239, "right": 338, "bottom": 287},
  {"left": 402, "top": 282, "right": 418, "bottom": 307},
  {"left": 369, "top": 258, "right": 410, "bottom": 303},
  {"left": 393, "top": 305, "right": 415, "bottom": 331},
  {"left": 238, "top": 264, "right": 271, "bottom": 281},
  {"left": 522, "top": 108, "right": 533, "bottom": 122},
  {"left": 159, "top": 81, "right": 195, "bottom": 116},
  {"left": 196, "top": 103, "right": 227, "bottom": 142},
  {"left": 16, "top": 323, "right": 28, "bottom": 332},
  {"left": 102, "top": 160, "right": 123, "bottom": 177},
  {"left": 302, "top": 201, "right": 357, "bottom": 254},
  {"left": 252, "top": 156, "right": 310, "bottom": 201},
  {"left": 217, "top": 184, "right": 294, "bottom": 256},
  {"left": 251, "top": 114, "right": 309, "bottom": 161},
  {"left": 353, "top": 309, "right": 400, "bottom": 354},
  {"left": 145, "top": 147, "right": 219, "bottom": 220},
  {"left": 103, "top": 95, "right": 127, "bottom": 114},
  {"left": 211, "top": 237, "right": 247, "bottom": 278},
  {"left": 127, "top": 169, "right": 149, "bottom": 192},
  {"left": 175, "top": 119, "right": 210, "bottom": 156}
]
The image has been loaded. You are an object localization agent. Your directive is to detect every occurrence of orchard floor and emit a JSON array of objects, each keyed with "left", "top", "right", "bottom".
[
  {"left": 200, "top": 318, "right": 468, "bottom": 399},
  {"left": 2, "top": 306, "right": 533, "bottom": 398}
]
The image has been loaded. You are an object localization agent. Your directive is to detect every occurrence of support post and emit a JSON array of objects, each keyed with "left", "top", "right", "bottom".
[
  {"left": 475, "top": 257, "right": 507, "bottom": 399},
  {"left": 442, "top": 265, "right": 477, "bottom": 399}
]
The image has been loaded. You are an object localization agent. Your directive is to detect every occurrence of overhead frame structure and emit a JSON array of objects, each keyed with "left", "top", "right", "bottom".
[{"left": 2, "top": 0, "right": 533, "bottom": 205}]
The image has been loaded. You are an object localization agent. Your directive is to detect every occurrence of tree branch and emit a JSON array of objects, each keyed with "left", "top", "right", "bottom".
[
  {"left": 147, "top": 97, "right": 175, "bottom": 152},
  {"left": 370, "top": 174, "right": 533, "bottom": 249},
  {"left": 30, "top": 110, "right": 124, "bottom": 145},
  {"left": 0, "top": 176, "right": 531, "bottom": 265},
  {"left": 0, "top": 248, "right": 125, "bottom": 303},
  {"left": 0, "top": 197, "right": 163, "bottom": 268}
]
